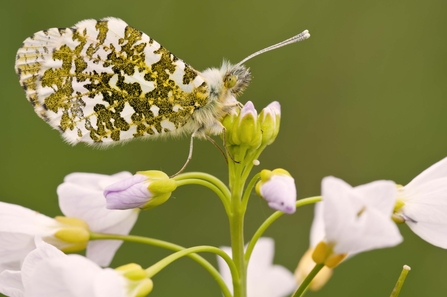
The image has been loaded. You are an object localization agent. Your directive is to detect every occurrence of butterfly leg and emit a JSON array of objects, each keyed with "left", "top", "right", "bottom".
[
  {"left": 205, "top": 135, "right": 228, "bottom": 164},
  {"left": 221, "top": 126, "right": 240, "bottom": 164},
  {"left": 170, "top": 134, "right": 195, "bottom": 178}
]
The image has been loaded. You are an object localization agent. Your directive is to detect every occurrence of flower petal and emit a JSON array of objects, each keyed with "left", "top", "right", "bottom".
[
  {"left": 58, "top": 182, "right": 137, "bottom": 232},
  {"left": 93, "top": 268, "right": 127, "bottom": 297},
  {"left": 0, "top": 203, "right": 60, "bottom": 266},
  {"left": 322, "top": 177, "right": 402, "bottom": 254},
  {"left": 406, "top": 157, "right": 447, "bottom": 189},
  {"left": 86, "top": 209, "right": 139, "bottom": 267},
  {"left": 310, "top": 202, "right": 325, "bottom": 247},
  {"left": 63, "top": 172, "right": 132, "bottom": 192},
  {"left": 354, "top": 180, "right": 397, "bottom": 214},
  {"left": 400, "top": 179, "right": 447, "bottom": 248},
  {"left": 218, "top": 238, "right": 296, "bottom": 297},
  {"left": 0, "top": 270, "right": 24, "bottom": 297}
]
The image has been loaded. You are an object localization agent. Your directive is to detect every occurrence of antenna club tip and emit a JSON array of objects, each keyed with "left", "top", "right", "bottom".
[{"left": 303, "top": 30, "right": 310, "bottom": 39}]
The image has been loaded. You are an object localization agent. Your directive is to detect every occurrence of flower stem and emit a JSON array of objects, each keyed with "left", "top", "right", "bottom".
[
  {"left": 145, "top": 245, "right": 237, "bottom": 281},
  {"left": 174, "top": 172, "right": 231, "bottom": 199},
  {"left": 291, "top": 263, "right": 325, "bottom": 297},
  {"left": 245, "top": 196, "right": 322, "bottom": 262},
  {"left": 175, "top": 178, "right": 231, "bottom": 215},
  {"left": 390, "top": 265, "right": 411, "bottom": 297},
  {"left": 241, "top": 172, "right": 261, "bottom": 208},
  {"left": 229, "top": 207, "right": 246, "bottom": 297},
  {"left": 228, "top": 152, "right": 249, "bottom": 297},
  {"left": 89, "top": 233, "right": 232, "bottom": 297}
]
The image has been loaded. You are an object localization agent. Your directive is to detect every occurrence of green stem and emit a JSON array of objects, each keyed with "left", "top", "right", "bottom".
[
  {"left": 175, "top": 178, "right": 231, "bottom": 216},
  {"left": 89, "top": 233, "right": 232, "bottom": 297},
  {"left": 240, "top": 145, "right": 266, "bottom": 183},
  {"left": 291, "top": 263, "right": 324, "bottom": 297},
  {"left": 145, "top": 245, "right": 237, "bottom": 281},
  {"left": 229, "top": 207, "right": 246, "bottom": 297},
  {"left": 390, "top": 265, "right": 411, "bottom": 297},
  {"left": 174, "top": 172, "right": 231, "bottom": 199},
  {"left": 228, "top": 150, "right": 249, "bottom": 297},
  {"left": 245, "top": 196, "right": 322, "bottom": 262},
  {"left": 241, "top": 172, "right": 261, "bottom": 210}
]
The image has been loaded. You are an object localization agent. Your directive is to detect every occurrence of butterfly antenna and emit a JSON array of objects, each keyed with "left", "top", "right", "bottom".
[{"left": 236, "top": 29, "right": 310, "bottom": 66}]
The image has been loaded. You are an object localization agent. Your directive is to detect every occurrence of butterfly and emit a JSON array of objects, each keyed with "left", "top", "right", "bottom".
[{"left": 15, "top": 17, "right": 309, "bottom": 145}]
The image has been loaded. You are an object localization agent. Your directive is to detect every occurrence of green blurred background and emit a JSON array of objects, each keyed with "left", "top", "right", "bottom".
[{"left": 1, "top": 0, "right": 447, "bottom": 296}]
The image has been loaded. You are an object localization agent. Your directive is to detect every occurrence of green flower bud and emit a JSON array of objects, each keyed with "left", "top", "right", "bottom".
[
  {"left": 259, "top": 101, "right": 281, "bottom": 145},
  {"left": 116, "top": 263, "right": 154, "bottom": 296},
  {"left": 237, "top": 101, "right": 262, "bottom": 147}
]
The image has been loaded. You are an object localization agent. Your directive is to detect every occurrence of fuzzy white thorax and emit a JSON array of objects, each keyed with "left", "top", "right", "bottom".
[{"left": 189, "top": 29, "right": 311, "bottom": 138}]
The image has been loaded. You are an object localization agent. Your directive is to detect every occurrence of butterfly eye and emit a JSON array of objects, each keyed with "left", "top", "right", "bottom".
[{"left": 224, "top": 74, "right": 237, "bottom": 89}]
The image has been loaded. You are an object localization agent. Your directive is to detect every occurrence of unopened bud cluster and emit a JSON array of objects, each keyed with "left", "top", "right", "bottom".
[{"left": 222, "top": 101, "right": 281, "bottom": 166}]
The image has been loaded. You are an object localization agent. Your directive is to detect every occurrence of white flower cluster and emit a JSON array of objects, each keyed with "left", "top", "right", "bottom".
[
  {"left": 0, "top": 172, "right": 144, "bottom": 297},
  {"left": 1, "top": 157, "right": 447, "bottom": 296},
  {"left": 296, "top": 157, "right": 447, "bottom": 290}
]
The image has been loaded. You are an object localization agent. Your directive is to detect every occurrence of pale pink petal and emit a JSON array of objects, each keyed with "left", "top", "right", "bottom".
[{"left": 0, "top": 270, "right": 24, "bottom": 297}]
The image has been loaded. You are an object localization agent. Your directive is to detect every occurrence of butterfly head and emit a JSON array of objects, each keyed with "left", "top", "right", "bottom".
[{"left": 224, "top": 64, "right": 252, "bottom": 97}]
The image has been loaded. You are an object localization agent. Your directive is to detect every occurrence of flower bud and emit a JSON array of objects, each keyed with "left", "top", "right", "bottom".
[
  {"left": 104, "top": 171, "right": 177, "bottom": 210},
  {"left": 259, "top": 101, "right": 281, "bottom": 145},
  {"left": 255, "top": 169, "right": 297, "bottom": 214},
  {"left": 237, "top": 101, "right": 262, "bottom": 147},
  {"left": 222, "top": 111, "right": 239, "bottom": 145},
  {"left": 222, "top": 101, "right": 262, "bottom": 149},
  {"left": 116, "top": 263, "right": 154, "bottom": 296}
]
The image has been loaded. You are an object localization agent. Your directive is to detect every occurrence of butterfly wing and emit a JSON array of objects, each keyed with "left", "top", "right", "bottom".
[{"left": 15, "top": 17, "right": 209, "bottom": 145}]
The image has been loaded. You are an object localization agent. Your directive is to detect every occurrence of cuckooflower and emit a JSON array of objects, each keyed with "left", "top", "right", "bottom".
[
  {"left": 217, "top": 238, "right": 296, "bottom": 297},
  {"left": 0, "top": 172, "right": 139, "bottom": 269},
  {"left": 394, "top": 157, "right": 447, "bottom": 248},
  {"left": 294, "top": 203, "right": 333, "bottom": 290},
  {"left": 0, "top": 238, "right": 152, "bottom": 297},
  {"left": 313, "top": 177, "right": 402, "bottom": 268},
  {"left": 0, "top": 202, "right": 89, "bottom": 272},
  {"left": 104, "top": 171, "right": 177, "bottom": 210},
  {"left": 256, "top": 169, "right": 296, "bottom": 214}
]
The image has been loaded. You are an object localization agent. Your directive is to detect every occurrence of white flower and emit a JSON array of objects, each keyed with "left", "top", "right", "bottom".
[
  {"left": 0, "top": 238, "right": 152, "bottom": 297},
  {"left": 294, "top": 203, "right": 333, "bottom": 291},
  {"left": 0, "top": 172, "right": 139, "bottom": 270},
  {"left": 256, "top": 169, "right": 296, "bottom": 214},
  {"left": 395, "top": 157, "right": 447, "bottom": 248},
  {"left": 315, "top": 177, "right": 402, "bottom": 266},
  {"left": 217, "top": 238, "right": 296, "bottom": 297},
  {"left": 0, "top": 202, "right": 89, "bottom": 272},
  {"left": 57, "top": 172, "right": 139, "bottom": 266},
  {"left": 104, "top": 171, "right": 177, "bottom": 210}
]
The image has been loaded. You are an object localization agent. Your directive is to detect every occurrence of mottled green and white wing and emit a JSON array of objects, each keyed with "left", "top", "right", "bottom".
[{"left": 15, "top": 17, "right": 209, "bottom": 145}]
